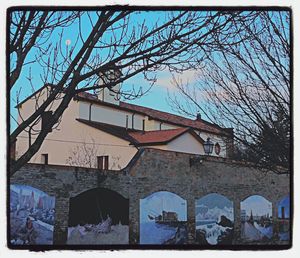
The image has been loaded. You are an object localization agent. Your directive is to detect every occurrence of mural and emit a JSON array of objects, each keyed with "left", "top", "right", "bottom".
[
  {"left": 240, "top": 195, "right": 273, "bottom": 242},
  {"left": 10, "top": 184, "right": 55, "bottom": 245},
  {"left": 195, "top": 193, "right": 234, "bottom": 245},
  {"left": 140, "top": 191, "right": 188, "bottom": 244},
  {"left": 67, "top": 188, "right": 129, "bottom": 245},
  {"left": 277, "top": 196, "right": 290, "bottom": 241}
]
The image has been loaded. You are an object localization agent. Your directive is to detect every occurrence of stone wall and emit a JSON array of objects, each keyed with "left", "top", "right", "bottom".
[{"left": 10, "top": 148, "right": 290, "bottom": 245}]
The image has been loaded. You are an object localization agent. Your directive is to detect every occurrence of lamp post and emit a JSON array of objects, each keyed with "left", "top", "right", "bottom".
[{"left": 203, "top": 137, "right": 214, "bottom": 155}]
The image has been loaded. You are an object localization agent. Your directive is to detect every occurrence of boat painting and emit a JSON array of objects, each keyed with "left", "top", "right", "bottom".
[{"left": 140, "top": 191, "right": 188, "bottom": 244}]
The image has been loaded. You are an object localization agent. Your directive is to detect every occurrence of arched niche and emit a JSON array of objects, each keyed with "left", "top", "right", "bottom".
[
  {"left": 10, "top": 184, "right": 55, "bottom": 245},
  {"left": 67, "top": 187, "right": 129, "bottom": 245},
  {"left": 139, "top": 191, "right": 188, "bottom": 245},
  {"left": 195, "top": 193, "right": 234, "bottom": 245},
  {"left": 277, "top": 195, "right": 290, "bottom": 241},
  {"left": 240, "top": 195, "right": 273, "bottom": 243}
]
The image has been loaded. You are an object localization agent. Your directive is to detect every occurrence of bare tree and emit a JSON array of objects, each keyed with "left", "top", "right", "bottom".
[
  {"left": 9, "top": 10, "right": 80, "bottom": 89},
  {"left": 10, "top": 9, "right": 247, "bottom": 175},
  {"left": 168, "top": 11, "right": 290, "bottom": 172}
]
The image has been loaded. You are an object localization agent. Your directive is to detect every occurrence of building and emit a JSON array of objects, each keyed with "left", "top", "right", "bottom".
[
  {"left": 15, "top": 73, "right": 234, "bottom": 170},
  {"left": 240, "top": 209, "right": 247, "bottom": 222}
]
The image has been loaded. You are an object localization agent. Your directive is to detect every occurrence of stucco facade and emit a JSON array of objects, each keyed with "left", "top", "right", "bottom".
[{"left": 15, "top": 86, "right": 232, "bottom": 169}]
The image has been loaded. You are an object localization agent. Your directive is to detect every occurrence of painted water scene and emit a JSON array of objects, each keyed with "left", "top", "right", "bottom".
[
  {"left": 140, "top": 191, "right": 188, "bottom": 244},
  {"left": 10, "top": 184, "right": 55, "bottom": 245},
  {"left": 277, "top": 196, "right": 290, "bottom": 241},
  {"left": 67, "top": 188, "right": 129, "bottom": 245},
  {"left": 195, "top": 193, "right": 234, "bottom": 245},
  {"left": 241, "top": 195, "right": 273, "bottom": 243}
]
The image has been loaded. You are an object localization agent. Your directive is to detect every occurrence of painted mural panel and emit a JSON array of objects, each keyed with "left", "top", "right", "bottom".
[
  {"left": 240, "top": 195, "right": 273, "bottom": 243},
  {"left": 277, "top": 196, "right": 290, "bottom": 241},
  {"left": 140, "top": 191, "right": 188, "bottom": 244},
  {"left": 67, "top": 188, "right": 129, "bottom": 245},
  {"left": 195, "top": 193, "right": 234, "bottom": 245},
  {"left": 10, "top": 184, "right": 55, "bottom": 245}
]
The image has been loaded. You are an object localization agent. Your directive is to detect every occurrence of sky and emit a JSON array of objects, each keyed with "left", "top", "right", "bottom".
[
  {"left": 195, "top": 193, "right": 233, "bottom": 209},
  {"left": 278, "top": 196, "right": 290, "bottom": 218},
  {"left": 10, "top": 184, "right": 52, "bottom": 198},
  {"left": 140, "top": 191, "right": 187, "bottom": 222},
  {"left": 9, "top": 11, "right": 200, "bottom": 132},
  {"left": 240, "top": 195, "right": 272, "bottom": 217}
]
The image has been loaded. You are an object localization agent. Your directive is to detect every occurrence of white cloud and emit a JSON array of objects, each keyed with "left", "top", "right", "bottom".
[{"left": 155, "top": 69, "right": 199, "bottom": 91}]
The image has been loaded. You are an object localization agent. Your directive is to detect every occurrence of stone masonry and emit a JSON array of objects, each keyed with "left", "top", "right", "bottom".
[{"left": 10, "top": 148, "right": 290, "bottom": 246}]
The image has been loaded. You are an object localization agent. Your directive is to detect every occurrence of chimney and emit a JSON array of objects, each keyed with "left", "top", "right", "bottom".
[
  {"left": 196, "top": 112, "right": 201, "bottom": 121},
  {"left": 96, "top": 65, "right": 122, "bottom": 105}
]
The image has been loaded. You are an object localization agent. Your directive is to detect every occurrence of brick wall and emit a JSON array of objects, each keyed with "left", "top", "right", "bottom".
[{"left": 10, "top": 148, "right": 290, "bottom": 245}]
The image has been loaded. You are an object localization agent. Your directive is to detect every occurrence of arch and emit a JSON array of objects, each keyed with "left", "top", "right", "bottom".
[
  {"left": 10, "top": 177, "right": 56, "bottom": 197},
  {"left": 10, "top": 184, "right": 56, "bottom": 245},
  {"left": 277, "top": 195, "right": 290, "bottom": 219},
  {"left": 70, "top": 185, "right": 128, "bottom": 200},
  {"left": 139, "top": 190, "right": 188, "bottom": 245},
  {"left": 139, "top": 188, "right": 189, "bottom": 201},
  {"left": 240, "top": 195, "right": 273, "bottom": 243},
  {"left": 195, "top": 193, "right": 234, "bottom": 245},
  {"left": 67, "top": 187, "right": 129, "bottom": 245},
  {"left": 277, "top": 195, "right": 290, "bottom": 241}
]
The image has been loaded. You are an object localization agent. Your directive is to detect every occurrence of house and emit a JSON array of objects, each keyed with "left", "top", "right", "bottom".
[{"left": 15, "top": 74, "right": 234, "bottom": 170}]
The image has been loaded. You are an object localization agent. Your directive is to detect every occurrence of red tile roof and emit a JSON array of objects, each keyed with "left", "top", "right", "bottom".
[
  {"left": 77, "top": 119, "right": 204, "bottom": 146},
  {"left": 129, "top": 128, "right": 190, "bottom": 145},
  {"left": 75, "top": 92, "right": 231, "bottom": 136},
  {"left": 120, "top": 102, "right": 227, "bottom": 136}
]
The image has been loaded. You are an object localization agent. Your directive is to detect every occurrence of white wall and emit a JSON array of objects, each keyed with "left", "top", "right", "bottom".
[
  {"left": 79, "top": 102, "right": 146, "bottom": 130},
  {"left": 198, "top": 131, "right": 227, "bottom": 157},
  {"left": 145, "top": 132, "right": 205, "bottom": 155},
  {"left": 16, "top": 99, "right": 137, "bottom": 170}
]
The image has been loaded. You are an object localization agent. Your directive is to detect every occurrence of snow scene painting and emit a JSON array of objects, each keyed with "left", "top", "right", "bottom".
[
  {"left": 10, "top": 184, "right": 55, "bottom": 245},
  {"left": 67, "top": 188, "right": 129, "bottom": 245},
  {"left": 240, "top": 195, "right": 273, "bottom": 243},
  {"left": 140, "top": 191, "right": 188, "bottom": 244},
  {"left": 195, "top": 193, "right": 234, "bottom": 245},
  {"left": 277, "top": 196, "right": 290, "bottom": 241}
]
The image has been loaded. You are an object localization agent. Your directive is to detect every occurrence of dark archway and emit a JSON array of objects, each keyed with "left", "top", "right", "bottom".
[{"left": 68, "top": 187, "right": 129, "bottom": 227}]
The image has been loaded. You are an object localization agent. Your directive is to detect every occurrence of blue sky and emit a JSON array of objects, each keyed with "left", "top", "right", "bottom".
[
  {"left": 10, "top": 11, "right": 199, "bottom": 132},
  {"left": 10, "top": 184, "right": 52, "bottom": 198},
  {"left": 241, "top": 195, "right": 272, "bottom": 217},
  {"left": 195, "top": 193, "right": 233, "bottom": 209},
  {"left": 278, "top": 196, "right": 290, "bottom": 219}
]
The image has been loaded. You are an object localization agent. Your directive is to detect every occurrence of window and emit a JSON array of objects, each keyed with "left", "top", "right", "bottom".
[
  {"left": 97, "top": 156, "right": 109, "bottom": 170},
  {"left": 41, "top": 111, "right": 53, "bottom": 132},
  {"left": 41, "top": 154, "right": 48, "bottom": 165}
]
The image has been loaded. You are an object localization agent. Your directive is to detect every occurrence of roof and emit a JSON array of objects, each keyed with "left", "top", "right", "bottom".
[
  {"left": 76, "top": 118, "right": 138, "bottom": 144},
  {"left": 76, "top": 119, "right": 204, "bottom": 146},
  {"left": 75, "top": 92, "right": 231, "bottom": 137},
  {"left": 120, "top": 102, "right": 227, "bottom": 136},
  {"left": 128, "top": 127, "right": 204, "bottom": 146}
]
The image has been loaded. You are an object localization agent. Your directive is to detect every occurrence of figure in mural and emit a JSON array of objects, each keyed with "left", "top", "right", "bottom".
[
  {"left": 240, "top": 195, "right": 273, "bottom": 243},
  {"left": 140, "top": 191, "right": 188, "bottom": 244},
  {"left": 10, "top": 184, "right": 55, "bottom": 245},
  {"left": 277, "top": 196, "right": 290, "bottom": 241},
  {"left": 67, "top": 188, "right": 129, "bottom": 245},
  {"left": 195, "top": 193, "right": 234, "bottom": 245}
]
